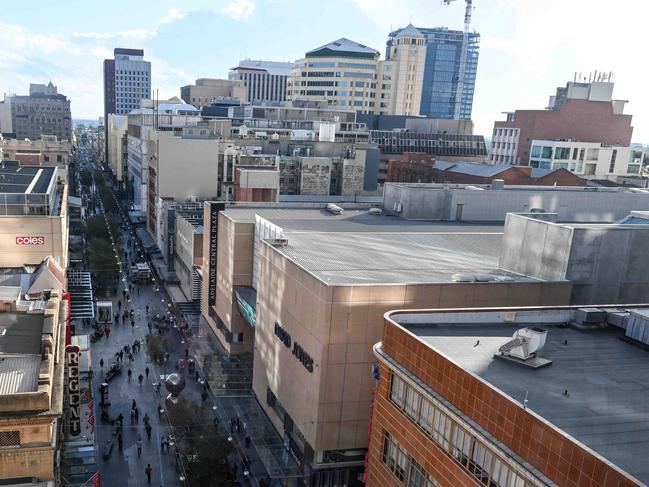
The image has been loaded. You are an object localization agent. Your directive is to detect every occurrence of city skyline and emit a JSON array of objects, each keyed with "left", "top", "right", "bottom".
[{"left": 0, "top": 0, "right": 647, "bottom": 142}]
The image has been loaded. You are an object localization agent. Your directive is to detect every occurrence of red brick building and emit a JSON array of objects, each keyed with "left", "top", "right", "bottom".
[
  {"left": 387, "top": 156, "right": 587, "bottom": 186},
  {"left": 492, "top": 98, "right": 633, "bottom": 166},
  {"left": 387, "top": 153, "right": 437, "bottom": 183},
  {"left": 366, "top": 306, "right": 648, "bottom": 487}
]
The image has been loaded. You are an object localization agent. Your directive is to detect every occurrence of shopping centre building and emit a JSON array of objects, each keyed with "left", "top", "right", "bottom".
[{"left": 0, "top": 162, "right": 69, "bottom": 268}]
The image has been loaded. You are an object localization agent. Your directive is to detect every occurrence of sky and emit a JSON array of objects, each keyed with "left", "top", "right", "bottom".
[{"left": 1, "top": 0, "right": 647, "bottom": 142}]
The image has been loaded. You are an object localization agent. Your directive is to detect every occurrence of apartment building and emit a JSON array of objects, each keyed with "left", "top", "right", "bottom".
[
  {"left": 229, "top": 60, "right": 294, "bottom": 103},
  {"left": 368, "top": 305, "right": 649, "bottom": 487},
  {"left": 491, "top": 80, "right": 633, "bottom": 166},
  {"left": 528, "top": 139, "right": 643, "bottom": 177},
  {"left": 180, "top": 78, "right": 246, "bottom": 109}
]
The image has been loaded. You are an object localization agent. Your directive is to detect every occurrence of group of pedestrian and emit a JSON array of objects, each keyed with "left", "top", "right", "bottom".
[{"left": 229, "top": 417, "right": 243, "bottom": 433}]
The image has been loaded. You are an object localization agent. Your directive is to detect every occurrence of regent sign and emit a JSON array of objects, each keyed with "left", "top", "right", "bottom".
[
  {"left": 16, "top": 236, "right": 45, "bottom": 245},
  {"left": 274, "top": 322, "right": 314, "bottom": 373},
  {"left": 66, "top": 345, "right": 81, "bottom": 437}
]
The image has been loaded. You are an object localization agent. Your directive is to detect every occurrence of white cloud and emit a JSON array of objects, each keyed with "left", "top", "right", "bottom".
[
  {"left": 160, "top": 7, "right": 187, "bottom": 25},
  {"left": 222, "top": 0, "right": 256, "bottom": 21}
]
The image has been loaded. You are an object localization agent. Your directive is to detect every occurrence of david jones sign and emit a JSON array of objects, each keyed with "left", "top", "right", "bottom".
[
  {"left": 16, "top": 236, "right": 45, "bottom": 245},
  {"left": 274, "top": 322, "right": 314, "bottom": 373}
]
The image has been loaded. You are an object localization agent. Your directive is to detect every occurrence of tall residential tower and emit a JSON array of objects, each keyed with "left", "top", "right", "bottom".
[{"left": 386, "top": 26, "right": 480, "bottom": 119}]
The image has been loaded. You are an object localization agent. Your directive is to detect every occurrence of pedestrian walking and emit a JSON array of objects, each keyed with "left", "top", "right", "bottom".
[
  {"left": 147, "top": 322, "right": 152, "bottom": 334},
  {"left": 122, "top": 289, "right": 126, "bottom": 300},
  {"left": 117, "top": 432, "right": 123, "bottom": 451},
  {"left": 132, "top": 399, "right": 137, "bottom": 410},
  {"left": 104, "top": 326, "right": 111, "bottom": 339},
  {"left": 138, "top": 373, "right": 144, "bottom": 386},
  {"left": 143, "top": 413, "right": 150, "bottom": 426},
  {"left": 134, "top": 406, "right": 139, "bottom": 423},
  {"left": 118, "top": 300, "right": 122, "bottom": 311},
  {"left": 146, "top": 304, "right": 150, "bottom": 314},
  {"left": 137, "top": 436, "right": 143, "bottom": 457},
  {"left": 160, "top": 436, "right": 166, "bottom": 453},
  {"left": 131, "top": 319, "right": 135, "bottom": 328},
  {"left": 119, "top": 350, "right": 123, "bottom": 362},
  {"left": 128, "top": 368, "right": 132, "bottom": 383},
  {"left": 201, "top": 390, "right": 207, "bottom": 404},
  {"left": 145, "top": 464, "right": 152, "bottom": 484},
  {"left": 185, "top": 348, "right": 189, "bottom": 359},
  {"left": 155, "top": 382, "right": 161, "bottom": 396},
  {"left": 130, "top": 409, "right": 136, "bottom": 424},
  {"left": 145, "top": 423, "right": 152, "bottom": 440},
  {"left": 99, "top": 358, "right": 104, "bottom": 371},
  {"left": 245, "top": 435, "right": 251, "bottom": 448},
  {"left": 145, "top": 366, "right": 150, "bottom": 380}
]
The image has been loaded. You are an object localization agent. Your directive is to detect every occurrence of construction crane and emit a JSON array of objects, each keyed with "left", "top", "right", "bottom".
[{"left": 442, "top": 0, "right": 473, "bottom": 119}]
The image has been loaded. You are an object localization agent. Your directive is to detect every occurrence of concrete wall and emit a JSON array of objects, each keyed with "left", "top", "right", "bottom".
[
  {"left": 500, "top": 213, "right": 649, "bottom": 304},
  {"left": 201, "top": 213, "right": 255, "bottom": 355},
  {"left": 252, "top": 241, "right": 572, "bottom": 456},
  {"left": 299, "top": 157, "right": 331, "bottom": 196},
  {"left": 340, "top": 157, "right": 365, "bottom": 195},
  {"left": 384, "top": 184, "right": 649, "bottom": 222}
]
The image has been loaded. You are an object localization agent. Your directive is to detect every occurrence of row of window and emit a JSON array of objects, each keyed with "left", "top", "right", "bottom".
[
  {"left": 382, "top": 432, "right": 440, "bottom": 487},
  {"left": 306, "top": 62, "right": 376, "bottom": 70},
  {"left": 493, "top": 141, "right": 515, "bottom": 151},
  {"left": 389, "top": 372, "right": 540, "bottom": 487},
  {"left": 491, "top": 154, "right": 514, "bottom": 164},
  {"left": 493, "top": 128, "right": 519, "bottom": 137}
]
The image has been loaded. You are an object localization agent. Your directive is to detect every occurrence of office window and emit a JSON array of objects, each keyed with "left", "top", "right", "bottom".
[
  {"left": 554, "top": 147, "right": 571, "bottom": 160},
  {"left": 609, "top": 149, "right": 617, "bottom": 173},
  {"left": 382, "top": 432, "right": 441, "bottom": 487},
  {"left": 531, "top": 146, "right": 541, "bottom": 158},
  {"left": 572, "top": 147, "right": 579, "bottom": 160},
  {"left": 541, "top": 147, "right": 552, "bottom": 158}
]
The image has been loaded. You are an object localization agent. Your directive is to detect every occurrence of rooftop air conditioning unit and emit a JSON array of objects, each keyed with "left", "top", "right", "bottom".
[
  {"left": 268, "top": 238, "right": 288, "bottom": 247},
  {"left": 496, "top": 327, "right": 552, "bottom": 368}
]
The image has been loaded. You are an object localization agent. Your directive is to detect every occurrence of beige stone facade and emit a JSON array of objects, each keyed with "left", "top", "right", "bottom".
[
  {"left": 0, "top": 183, "right": 69, "bottom": 269},
  {"left": 180, "top": 78, "right": 247, "bottom": 109},
  {"left": 252, "top": 241, "right": 572, "bottom": 458},
  {"left": 0, "top": 291, "right": 67, "bottom": 484},
  {"left": 1, "top": 134, "right": 70, "bottom": 168}
]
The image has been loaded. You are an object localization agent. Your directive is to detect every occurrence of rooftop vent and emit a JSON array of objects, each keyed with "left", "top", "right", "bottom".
[
  {"left": 495, "top": 327, "right": 552, "bottom": 369},
  {"left": 268, "top": 238, "right": 288, "bottom": 247}
]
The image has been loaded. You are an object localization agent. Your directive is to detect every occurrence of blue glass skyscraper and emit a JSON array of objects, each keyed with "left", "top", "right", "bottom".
[{"left": 387, "top": 27, "right": 479, "bottom": 120}]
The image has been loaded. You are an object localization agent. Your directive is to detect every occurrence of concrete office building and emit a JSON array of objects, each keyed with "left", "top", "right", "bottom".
[
  {"left": 368, "top": 305, "right": 649, "bottom": 486},
  {"left": 0, "top": 286, "right": 68, "bottom": 485},
  {"left": 103, "top": 48, "right": 151, "bottom": 117},
  {"left": 528, "top": 139, "right": 643, "bottom": 177},
  {"left": 0, "top": 163, "right": 69, "bottom": 268},
  {"left": 7, "top": 82, "right": 72, "bottom": 141},
  {"left": 229, "top": 60, "right": 294, "bottom": 103},
  {"left": 200, "top": 203, "right": 571, "bottom": 484},
  {"left": 126, "top": 99, "right": 201, "bottom": 214},
  {"left": 382, "top": 182, "right": 649, "bottom": 222},
  {"left": 175, "top": 211, "right": 204, "bottom": 303},
  {"left": 288, "top": 38, "right": 381, "bottom": 113},
  {"left": 0, "top": 135, "right": 70, "bottom": 168},
  {"left": 491, "top": 80, "right": 633, "bottom": 166},
  {"left": 105, "top": 114, "right": 128, "bottom": 186},
  {"left": 180, "top": 78, "right": 246, "bottom": 109},
  {"left": 0, "top": 99, "right": 12, "bottom": 135},
  {"left": 385, "top": 26, "right": 480, "bottom": 119}
]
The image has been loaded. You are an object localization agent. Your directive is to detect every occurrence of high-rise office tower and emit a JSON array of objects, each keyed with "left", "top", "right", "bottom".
[
  {"left": 103, "top": 48, "right": 151, "bottom": 120},
  {"left": 387, "top": 27, "right": 479, "bottom": 120},
  {"left": 103, "top": 48, "right": 151, "bottom": 173}
]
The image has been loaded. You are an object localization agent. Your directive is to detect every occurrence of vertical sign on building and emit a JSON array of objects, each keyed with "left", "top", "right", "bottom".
[
  {"left": 208, "top": 202, "right": 225, "bottom": 306},
  {"left": 66, "top": 345, "right": 81, "bottom": 436}
]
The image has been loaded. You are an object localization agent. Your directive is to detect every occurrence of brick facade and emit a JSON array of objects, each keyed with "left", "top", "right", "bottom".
[
  {"left": 431, "top": 166, "right": 586, "bottom": 187},
  {"left": 365, "top": 315, "right": 642, "bottom": 487},
  {"left": 495, "top": 99, "right": 633, "bottom": 165}
]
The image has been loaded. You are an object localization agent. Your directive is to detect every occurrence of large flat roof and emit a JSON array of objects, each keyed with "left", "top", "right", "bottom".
[
  {"left": 0, "top": 312, "right": 44, "bottom": 354},
  {"left": 269, "top": 231, "right": 538, "bottom": 285},
  {"left": 223, "top": 206, "right": 504, "bottom": 233},
  {"left": 0, "top": 166, "right": 55, "bottom": 194},
  {"left": 403, "top": 315, "right": 649, "bottom": 484}
]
